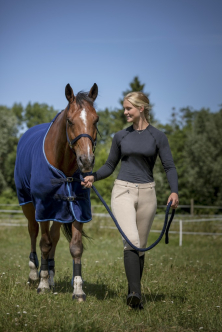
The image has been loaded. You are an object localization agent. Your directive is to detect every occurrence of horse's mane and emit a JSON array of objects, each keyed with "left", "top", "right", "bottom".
[{"left": 76, "top": 91, "right": 94, "bottom": 107}]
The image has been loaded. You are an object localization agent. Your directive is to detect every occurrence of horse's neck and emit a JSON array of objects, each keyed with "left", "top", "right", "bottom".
[{"left": 44, "top": 111, "right": 78, "bottom": 176}]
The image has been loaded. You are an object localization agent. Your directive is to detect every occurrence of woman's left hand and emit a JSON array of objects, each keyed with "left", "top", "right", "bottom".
[{"left": 167, "top": 193, "right": 179, "bottom": 209}]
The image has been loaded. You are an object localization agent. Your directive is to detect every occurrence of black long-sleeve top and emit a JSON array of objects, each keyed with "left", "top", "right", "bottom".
[{"left": 93, "top": 124, "right": 178, "bottom": 194}]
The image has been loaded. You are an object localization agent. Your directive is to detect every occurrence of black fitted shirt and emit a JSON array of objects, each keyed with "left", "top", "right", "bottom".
[{"left": 93, "top": 124, "right": 178, "bottom": 193}]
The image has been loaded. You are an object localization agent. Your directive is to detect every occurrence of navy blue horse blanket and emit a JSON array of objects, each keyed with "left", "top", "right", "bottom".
[{"left": 14, "top": 116, "right": 92, "bottom": 223}]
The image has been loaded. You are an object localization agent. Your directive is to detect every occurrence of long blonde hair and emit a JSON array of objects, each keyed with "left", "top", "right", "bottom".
[{"left": 124, "top": 92, "right": 151, "bottom": 123}]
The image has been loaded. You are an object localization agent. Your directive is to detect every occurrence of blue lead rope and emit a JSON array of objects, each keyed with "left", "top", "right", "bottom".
[
  {"left": 91, "top": 184, "right": 175, "bottom": 252},
  {"left": 77, "top": 174, "right": 175, "bottom": 251},
  {"left": 67, "top": 174, "right": 175, "bottom": 252}
]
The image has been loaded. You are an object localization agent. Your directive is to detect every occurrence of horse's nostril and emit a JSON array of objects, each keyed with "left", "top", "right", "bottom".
[{"left": 78, "top": 155, "right": 94, "bottom": 170}]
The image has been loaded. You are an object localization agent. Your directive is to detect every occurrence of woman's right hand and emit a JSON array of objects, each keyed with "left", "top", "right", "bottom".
[{"left": 81, "top": 175, "right": 95, "bottom": 188}]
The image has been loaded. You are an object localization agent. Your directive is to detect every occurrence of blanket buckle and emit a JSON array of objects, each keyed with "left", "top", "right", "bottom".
[{"left": 67, "top": 196, "right": 75, "bottom": 202}]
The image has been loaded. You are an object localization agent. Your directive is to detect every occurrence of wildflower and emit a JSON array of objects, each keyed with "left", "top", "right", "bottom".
[{"left": 23, "top": 311, "right": 27, "bottom": 314}]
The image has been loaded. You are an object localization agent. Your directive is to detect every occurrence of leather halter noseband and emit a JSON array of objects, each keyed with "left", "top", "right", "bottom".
[{"left": 66, "top": 121, "right": 97, "bottom": 155}]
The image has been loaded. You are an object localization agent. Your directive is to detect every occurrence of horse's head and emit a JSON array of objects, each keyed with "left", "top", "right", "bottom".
[{"left": 65, "top": 83, "right": 99, "bottom": 173}]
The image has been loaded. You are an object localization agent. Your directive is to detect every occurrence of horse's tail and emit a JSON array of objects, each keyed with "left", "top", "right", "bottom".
[{"left": 61, "top": 223, "right": 90, "bottom": 244}]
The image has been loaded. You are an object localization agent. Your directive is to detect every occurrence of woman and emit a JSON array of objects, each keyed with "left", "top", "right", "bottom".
[{"left": 82, "top": 92, "right": 179, "bottom": 309}]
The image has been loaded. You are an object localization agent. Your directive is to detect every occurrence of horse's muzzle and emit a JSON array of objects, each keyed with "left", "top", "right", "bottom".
[{"left": 77, "top": 154, "right": 95, "bottom": 173}]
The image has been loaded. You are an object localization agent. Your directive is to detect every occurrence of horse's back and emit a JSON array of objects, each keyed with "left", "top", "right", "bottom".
[{"left": 14, "top": 123, "right": 49, "bottom": 205}]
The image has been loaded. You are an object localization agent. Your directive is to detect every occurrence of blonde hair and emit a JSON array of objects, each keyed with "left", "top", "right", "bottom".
[{"left": 124, "top": 91, "right": 151, "bottom": 123}]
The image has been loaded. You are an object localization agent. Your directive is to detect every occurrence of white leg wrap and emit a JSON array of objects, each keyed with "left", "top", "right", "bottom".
[
  {"left": 29, "top": 260, "right": 39, "bottom": 281},
  {"left": 72, "top": 276, "right": 86, "bottom": 302},
  {"left": 37, "top": 270, "right": 50, "bottom": 293}
]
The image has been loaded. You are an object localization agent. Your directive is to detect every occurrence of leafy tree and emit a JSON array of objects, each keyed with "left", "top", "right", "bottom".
[
  {"left": 154, "top": 107, "right": 196, "bottom": 206},
  {"left": 184, "top": 107, "right": 222, "bottom": 206},
  {"left": 91, "top": 146, "right": 118, "bottom": 205},
  {"left": 0, "top": 102, "right": 58, "bottom": 196},
  {"left": 97, "top": 108, "right": 113, "bottom": 144},
  {"left": 25, "top": 102, "right": 58, "bottom": 128},
  {"left": 0, "top": 106, "right": 19, "bottom": 194}
]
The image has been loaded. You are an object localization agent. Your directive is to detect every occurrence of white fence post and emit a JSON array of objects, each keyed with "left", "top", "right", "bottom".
[{"left": 179, "top": 220, "right": 183, "bottom": 246}]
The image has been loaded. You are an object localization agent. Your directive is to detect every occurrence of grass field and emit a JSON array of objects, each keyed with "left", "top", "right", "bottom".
[{"left": 0, "top": 215, "right": 221, "bottom": 332}]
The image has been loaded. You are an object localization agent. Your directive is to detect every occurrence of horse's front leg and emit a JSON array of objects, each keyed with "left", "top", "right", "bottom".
[
  {"left": 70, "top": 220, "right": 85, "bottom": 302},
  {"left": 37, "top": 221, "right": 52, "bottom": 293}
]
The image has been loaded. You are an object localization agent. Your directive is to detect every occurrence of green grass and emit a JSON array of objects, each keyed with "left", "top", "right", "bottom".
[{"left": 0, "top": 216, "right": 221, "bottom": 332}]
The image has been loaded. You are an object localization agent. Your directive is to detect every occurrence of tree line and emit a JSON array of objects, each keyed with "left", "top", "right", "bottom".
[{"left": 1, "top": 77, "right": 222, "bottom": 212}]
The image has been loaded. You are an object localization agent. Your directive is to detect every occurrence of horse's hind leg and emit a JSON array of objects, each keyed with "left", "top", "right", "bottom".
[
  {"left": 48, "top": 221, "right": 61, "bottom": 288},
  {"left": 37, "top": 221, "right": 52, "bottom": 293},
  {"left": 70, "top": 221, "right": 86, "bottom": 302},
  {"left": 22, "top": 203, "right": 39, "bottom": 283}
]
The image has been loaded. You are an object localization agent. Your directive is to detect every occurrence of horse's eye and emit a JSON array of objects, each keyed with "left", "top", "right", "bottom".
[
  {"left": 67, "top": 119, "right": 73, "bottom": 126},
  {"left": 94, "top": 117, "right": 99, "bottom": 125}
]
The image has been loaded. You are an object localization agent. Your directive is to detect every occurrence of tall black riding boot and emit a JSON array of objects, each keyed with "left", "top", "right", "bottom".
[
  {"left": 124, "top": 250, "right": 141, "bottom": 307},
  {"left": 139, "top": 254, "right": 145, "bottom": 280},
  {"left": 138, "top": 254, "right": 145, "bottom": 309}
]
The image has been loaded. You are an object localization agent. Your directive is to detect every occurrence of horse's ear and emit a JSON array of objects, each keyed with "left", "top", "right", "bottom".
[
  {"left": 88, "top": 83, "right": 98, "bottom": 101},
  {"left": 65, "top": 84, "right": 75, "bottom": 103}
]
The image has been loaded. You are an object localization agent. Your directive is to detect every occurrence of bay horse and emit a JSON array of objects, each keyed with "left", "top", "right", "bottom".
[{"left": 14, "top": 83, "right": 99, "bottom": 301}]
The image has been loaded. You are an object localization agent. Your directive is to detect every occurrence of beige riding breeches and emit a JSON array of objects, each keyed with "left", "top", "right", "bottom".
[{"left": 111, "top": 179, "right": 157, "bottom": 256}]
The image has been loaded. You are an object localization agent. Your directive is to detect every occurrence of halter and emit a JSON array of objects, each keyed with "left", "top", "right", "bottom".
[{"left": 66, "top": 120, "right": 98, "bottom": 155}]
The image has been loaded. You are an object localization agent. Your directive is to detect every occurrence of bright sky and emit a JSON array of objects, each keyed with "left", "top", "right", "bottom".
[{"left": 1, "top": 0, "right": 221, "bottom": 124}]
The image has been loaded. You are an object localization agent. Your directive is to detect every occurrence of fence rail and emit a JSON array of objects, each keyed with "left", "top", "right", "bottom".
[
  {"left": 1, "top": 203, "right": 222, "bottom": 247},
  {"left": 1, "top": 201, "right": 222, "bottom": 213}
]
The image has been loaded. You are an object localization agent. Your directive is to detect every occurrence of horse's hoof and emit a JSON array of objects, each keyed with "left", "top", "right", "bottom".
[
  {"left": 37, "top": 270, "right": 50, "bottom": 294},
  {"left": 72, "top": 276, "right": 86, "bottom": 302},
  {"left": 72, "top": 294, "right": 86, "bottom": 302},
  {"left": 37, "top": 287, "right": 50, "bottom": 294}
]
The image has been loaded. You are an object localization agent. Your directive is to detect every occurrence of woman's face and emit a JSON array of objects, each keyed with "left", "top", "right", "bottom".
[{"left": 123, "top": 99, "right": 142, "bottom": 123}]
